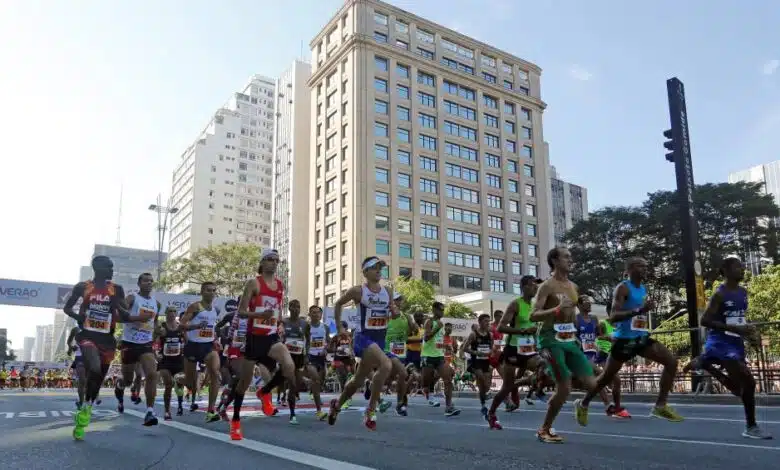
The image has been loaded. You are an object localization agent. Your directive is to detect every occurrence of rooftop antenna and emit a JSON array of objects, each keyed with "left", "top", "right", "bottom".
[{"left": 115, "top": 184, "right": 123, "bottom": 246}]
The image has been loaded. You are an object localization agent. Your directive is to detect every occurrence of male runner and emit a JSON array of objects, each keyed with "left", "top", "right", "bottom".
[
  {"left": 575, "top": 257, "right": 683, "bottom": 426},
  {"left": 281, "top": 299, "right": 308, "bottom": 425},
  {"left": 575, "top": 295, "right": 629, "bottom": 418},
  {"left": 489, "top": 310, "right": 519, "bottom": 411},
  {"left": 404, "top": 312, "right": 425, "bottom": 399},
  {"left": 699, "top": 257, "right": 771, "bottom": 439},
  {"left": 463, "top": 314, "right": 493, "bottom": 416},
  {"left": 532, "top": 247, "right": 601, "bottom": 443},
  {"left": 421, "top": 301, "right": 461, "bottom": 416},
  {"left": 66, "top": 326, "right": 86, "bottom": 409},
  {"left": 379, "top": 292, "right": 412, "bottom": 415},
  {"left": 233, "top": 248, "right": 296, "bottom": 440},
  {"left": 64, "top": 256, "right": 153, "bottom": 440},
  {"left": 595, "top": 302, "right": 623, "bottom": 407},
  {"left": 486, "top": 275, "right": 542, "bottom": 430},
  {"left": 216, "top": 297, "right": 248, "bottom": 420},
  {"left": 116, "top": 273, "right": 161, "bottom": 426},
  {"left": 327, "top": 256, "right": 407, "bottom": 430},
  {"left": 180, "top": 282, "right": 222, "bottom": 423},
  {"left": 304, "top": 304, "right": 331, "bottom": 420},
  {"left": 157, "top": 306, "right": 186, "bottom": 420},
  {"left": 330, "top": 321, "right": 354, "bottom": 407}
]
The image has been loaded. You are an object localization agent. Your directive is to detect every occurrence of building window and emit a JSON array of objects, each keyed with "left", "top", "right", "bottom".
[
  {"left": 485, "top": 153, "right": 500, "bottom": 168},
  {"left": 397, "top": 85, "right": 410, "bottom": 99},
  {"left": 398, "top": 195, "right": 412, "bottom": 211},
  {"left": 375, "top": 99, "right": 388, "bottom": 114},
  {"left": 398, "top": 149, "right": 411, "bottom": 165},
  {"left": 483, "top": 114, "right": 498, "bottom": 128},
  {"left": 420, "top": 200, "right": 439, "bottom": 216},
  {"left": 483, "top": 95, "right": 498, "bottom": 109},
  {"left": 375, "top": 191, "right": 389, "bottom": 207},
  {"left": 523, "top": 164, "right": 533, "bottom": 177},
  {"left": 375, "top": 215, "right": 389, "bottom": 231},
  {"left": 525, "top": 184, "right": 535, "bottom": 197},
  {"left": 375, "top": 144, "right": 389, "bottom": 160},
  {"left": 486, "top": 174, "right": 501, "bottom": 188},
  {"left": 484, "top": 133, "right": 499, "bottom": 148},
  {"left": 375, "top": 168, "right": 389, "bottom": 184},
  {"left": 419, "top": 134, "right": 437, "bottom": 150},
  {"left": 521, "top": 146, "right": 532, "bottom": 159},
  {"left": 374, "top": 12, "right": 388, "bottom": 25},
  {"left": 489, "top": 258, "right": 505, "bottom": 273},
  {"left": 420, "top": 223, "right": 439, "bottom": 239},
  {"left": 525, "top": 203, "right": 536, "bottom": 217},
  {"left": 419, "top": 113, "right": 436, "bottom": 128},
  {"left": 528, "top": 264, "right": 538, "bottom": 277},
  {"left": 521, "top": 127, "right": 532, "bottom": 139},
  {"left": 511, "top": 241, "right": 521, "bottom": 254},
  {"left": 376, "top": 239, "right": 390, "bottom": 255},
  {"left": 419, "top": 155, "right": 437, "bottom": 172},
  {"left": 374, "top": 31, "right": 388, "bottom": 43},
  {"left": 397, "top": 106, "right": 410, "bottom": 121},
  {"left": 398, "top": 173, "right": 411, "bottom": 188},
  {"left": 375, "top": 56, "right": 388, "bottom": 71},
  {"left": 374, "top": 78, "right": 388, "bottom": 92},
  {"left": 419, "top": 177, "right": 438, "bottom": 193},
  {"left": 417, "top": 71, "right": 435, "bottom": 87},
  {"left": 527, "top": 223, "right": 537, "bottom": 237},
  {"left": 421, "top": 246, "right": 439, "bottom": 262},
  {"left": 448, "top": 251, "right": 481, "bottom": 269},
  {"left": 422, "top": 269, "right": 439, "bottom": 285},
  {"left": 399, "top": 243, "right": 412, "bottom": 259},
  {"left": 528, "top": 244, "right": 538, "bottom": 258},
  {"left": 508, "top": 179, "right": 518, "bottom": 193},
  {"left": 490, "top": 279, "right": 506, "bottom": 292},
  {"left": 489, "top": 236, "right": 504, "bottom": 251},
  {"left": 397, "top": 64, "right": 410, "bottom": 78},
  {"left": 374, "top": 122, "right": 388, "bottom": 137},
  {"left": 397, "top": 128, "right": 410, "bottom": 142},
  {"left": 398, "top": 219, "right": 411, "bottom": 233},
  {"left": 418, "top": 91, "right": 436, "bottom": 107}
]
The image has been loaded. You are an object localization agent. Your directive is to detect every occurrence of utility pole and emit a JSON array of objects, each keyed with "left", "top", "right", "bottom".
[
  {"left": 148, "top": 194, "right": 179, "bottom": 281},
  {"left": 662, "top": 78, "right": 706, "bottom": 390}
]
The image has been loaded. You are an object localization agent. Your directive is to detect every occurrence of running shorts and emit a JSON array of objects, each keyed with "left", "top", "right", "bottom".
[
  {"left": 78, "top": 338, "right": 117, "bottom": 366},
  {"left": 539, "top": 341, "right": 594, "bottom": 382},
  {"left": 158, "top": 360, "right": 184, "bottom": 377},
  {"left": 183, "top": 342, "right": 214, "bottom": 364},
  {"left": 702, "top": 340, "right": 746, "bottom": 363},
  {"left": 468, "top": 359, "right": 490, "bottom": 374},
  {"left": 290, "top": 353, "right": 306, "bottom": 370},
  {"left": 244, "top": 334, "right": 279, "bottom": 371},
  {"left": 420, "top": 356, "right": 444, "bottom": 370},
  {"left": 121, "top": 342, "right": 155, "bottom": 365},
  {"left": 308, "top": 355, "right": 327, "bottom": 372},
  {"left": 610, "top": 336, "right": 656, "bottom": 362},
  {"left": 353, "top": 333, "right": 395, "bottom": 360}
]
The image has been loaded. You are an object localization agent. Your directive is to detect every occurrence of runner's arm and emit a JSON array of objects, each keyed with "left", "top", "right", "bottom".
[
  {"left": 497, "top": 302, "right": 525, "bottom": 335},
  {"left": 334, "top": 286, "right": 361, "bottom": 333},
  {"left": 63, "top": 282, "right": 87, "bottom": 322},
  {"left": 700, "top": 291, "right": 743, "bottom": 334},
  {"left": 323, "top": 324, "right": 331, "bottom": 355},
  {"left": 463, "top": 333, "right": 478, "bottom": 355},
  {"left": 118, "top": 293, "right": 154, "bottom": 323},
  {"left": 237, "top": 279, "right": 266, "bottom": 319},
  {"left": 304, "top": 322, "right": 311, "bottom": 356},
  {"left": 216, "top": 312, "right": 234, "bottom": 330},
  {"left": 424, "top": 318, "right": 441, "bottom": 341},
  {"left": 609, "top": 283, "right": 640, "bottom": 323},
  {"left": 179, "top": 304, "right": 202, "bottom": 331}
]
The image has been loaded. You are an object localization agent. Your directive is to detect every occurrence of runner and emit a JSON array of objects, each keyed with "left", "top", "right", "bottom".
[
  {"left": 532, "top": 247, "right": 601, "bottom": 443},
  {"left": 180, "top": 282, "right": 222, "bottom": 423},
  {"left": 327, "top": 256, "right": 406, "bottom": 430},
  {"left": 463, "top": 314, "right": 493, "bottom": 416},
  {"left": 281, "top": 299, "right": 307, "bottom": 425},
  {"left": 575, "top": 295, "right": 630, "bottom": 418},
  {"left": 329, "top": 321, "right": 354, "bottom": 409},
  {"left": 381, "top": 291, "right": 412, "bottom": 415},
  {"left": 595, "top": 302, "right": 624, "bottom": 410},
  {"left": 66, "top": 326, "right": 85, "bottom": 409},
  {"left": 156, "top": 306, "right": 186, "bottom": 420},
  {"left": 232, "top": 248, "right": 295, "bottom": 441},
  {"left": 404, "top": 312, "right": 425, "bottom": 401},
  {"left": 304, "top": 304, "right": 331, "bottom": 420},
  {"left": 63, "top": 255, "right": 151, "bottom": 440},
  {"left": 699, "top": 256, "right": 771, "bottom": 439},
  {"left": 489, "top": 310, "right": 519, "bottom": 411},
  {"left": 420, "top": 301, "right": 461, "bottom": 417},
  {"left": 575, "top": 257, "right": 683, "bottom": 427},
  {"left": 216, "top": 297, "right": 248, "bottom": 421},
  {"left": 115, "top": 273, "right": 161, "bottom": 426}
]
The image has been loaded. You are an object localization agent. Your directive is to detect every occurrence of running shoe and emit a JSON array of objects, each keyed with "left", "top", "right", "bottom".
[
  {"left": 537, "top": 428, "right": 563, "bottom": 443},
  {"left": 743, "top": 425, "right": 772, "bottom": 440},
  {"left": 573, "top": 399, "right": 589, "bottom": 426},
  {"left": 363, "top": 408, "right": 377, "bottom": 431},
  {"left": 143, "top": 410, "right": 159, "bottom": 426},
  {"left": 650, "top": 405, "right": 683, "bottom": 422},
  {"left": 255, "top": 390, "right": 277, "bottom": 416},
  {"left": 230, "top": 419, "right": 243, "bottom": 441},
  {"left": 205, "top": 411, "right": 220, "bottom": 423},
  {"left": 327, "top": 398, "right": 340, "bottom": 426},
  {"left": 487, "top": 413, "right": 503, "bottom": 430}
]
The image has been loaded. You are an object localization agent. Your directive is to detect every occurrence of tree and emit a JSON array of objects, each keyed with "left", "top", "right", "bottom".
[
  {"left": 444, "top": 301, "right": 473, "bottom": 319},
  {"left": 392, "top": 277, "right": 436, "bottom": 316},
  {"left": 157, "top": 243, "right": 260, "bottom": 297},
  {"left": 0, "top": 339, "right": 16, "bottom": 363}
]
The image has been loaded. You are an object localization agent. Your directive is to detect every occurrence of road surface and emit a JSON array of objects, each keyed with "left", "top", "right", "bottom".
[{"left": 1, "top": 389, "right": 778, "bottom": 469}]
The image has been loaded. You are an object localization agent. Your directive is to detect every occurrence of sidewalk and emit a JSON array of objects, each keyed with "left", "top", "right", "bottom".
[{"left": 452, "top": 390, "right": 780, "bottom": 406}]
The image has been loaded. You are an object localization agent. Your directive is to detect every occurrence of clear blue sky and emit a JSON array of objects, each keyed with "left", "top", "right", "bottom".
[{"left": 0, "top": 0, "right": 778, "bottom": 346}]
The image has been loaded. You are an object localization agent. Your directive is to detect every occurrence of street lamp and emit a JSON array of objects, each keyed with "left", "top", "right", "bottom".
[{"left": 148, "top": 194, "right": 179, "bottom": 281}]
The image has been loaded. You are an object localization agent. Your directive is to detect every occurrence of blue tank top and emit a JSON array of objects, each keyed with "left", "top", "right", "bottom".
[
  {"left": 705, "top": 284, "right": 747, "bottom": 347},
  {"left": 612, "top": 280, "right": 649, "bottom": 339},
  {"left": 576, "top": 314, "right": 598, "bottom": 356}
]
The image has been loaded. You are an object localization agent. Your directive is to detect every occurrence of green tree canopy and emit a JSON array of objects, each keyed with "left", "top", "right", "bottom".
[
  {"left": 392, "top": 277, "right": 436, "bottom": 316},
  {"left": 444, "top": 301, "right": 473, "bottom": 319},
  {"left": 157, "top": 243, "right": 260, "bottom": 297}
]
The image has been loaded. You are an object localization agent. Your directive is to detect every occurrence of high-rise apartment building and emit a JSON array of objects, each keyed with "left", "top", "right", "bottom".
[
  {"left": 34, "top": 325, "right": 45, "bottom": 361},
  {"left": 272, "top": 60, "right": 313, "bottom": 304},
  {"left": 550, "top": 166, "right": 588, "bottom": 245},
  {"left": 307, "top": 0, "right": 552, "bottom": 306},
  {"left": 168, "top": 76, "right": 276, "bottom": 267},
  {"left": 23, "top": 336, "right": 34, "bottom": 361}
]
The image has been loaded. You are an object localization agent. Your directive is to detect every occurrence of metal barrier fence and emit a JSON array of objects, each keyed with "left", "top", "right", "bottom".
[{"left": 628, "top": 321, "right": 780, "bottom": 394}]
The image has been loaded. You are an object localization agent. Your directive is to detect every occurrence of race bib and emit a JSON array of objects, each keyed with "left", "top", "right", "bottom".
[
  {"left": 390, "top": 342, "right": 406, "bottom": 356},
  {"left": 198, "top": 327, "right": 214, "bottom": 340},
  {"left": 631, "top": 314, "right": 649, "bottom": 332},
  {"left": 336, "top": 344, "right": 351, "bottom": 356},
  {"left": 310, "top": 338, "right": 325, "bottom": 349},
  {"left": 84, "top": 310, "right": 111, "bottom": 333},
  {"left": 725, "top": 316, "right": 746, "bottom": 337},
  {"left": 252, "top": 298, "right": 280, "bottom": 334},
  {"left": 582, "top": 341, "right": 598, "bottom": 353},
  {"left": 553, "top": 323, "right": 576, "bottom": 342},
  {"left": 137, "top": 308, "right": 157, "bottom": 329},
  {"left": 365, "top": 309, "right": 388, "bottom": 329},
  {"left": 516, "top": 335, "right": 536, "bottom": 355},
  {"left": 477, "top": 345, "right": 491, "bottom": 357},
  {"left": 286, "top": 339, "right": 304, "bottom": 355},
  {"left": 163, "top": 342, "right": 181, "bottom": 357},
  {"left": 494, "top": 338, "right": 506, "bottom": 347}
]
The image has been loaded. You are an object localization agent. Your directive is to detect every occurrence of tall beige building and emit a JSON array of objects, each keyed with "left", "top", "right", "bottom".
[{"left": 307, "top": 0, "right": 552, "bottom": 307}]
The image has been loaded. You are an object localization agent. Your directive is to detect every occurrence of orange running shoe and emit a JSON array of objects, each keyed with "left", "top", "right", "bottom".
[
  {"left": 230, "top": 420, "right": 243, "bottom": 441},
  {"left": 256, "top": 390, "right": 277, "bottom": 417}
]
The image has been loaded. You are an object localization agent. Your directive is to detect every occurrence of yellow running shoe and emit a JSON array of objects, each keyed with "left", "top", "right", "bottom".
[{"left": 651, "top": 405, "right": 684, "bottom": 422}]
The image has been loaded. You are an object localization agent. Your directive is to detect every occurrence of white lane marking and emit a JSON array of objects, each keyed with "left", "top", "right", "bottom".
[
  {"left": 407, "top": 403, "right": 780, "bottom": 425},
  {"left": 0, "top": 410, "right": 118, "bottom": 419},
  {"left": 399, "top": 416, "right": 780, "bottom": 451},
  {"left": 124, "top": 409, "right": 376, "bottom": 470}
]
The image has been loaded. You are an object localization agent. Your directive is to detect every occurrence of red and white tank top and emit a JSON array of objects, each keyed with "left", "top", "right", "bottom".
[{"left": 248, "top": 276, "right": 284, "bottom": 336}]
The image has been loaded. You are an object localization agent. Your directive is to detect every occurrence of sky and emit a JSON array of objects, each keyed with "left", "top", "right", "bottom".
[{"left": 1, "top": 0, "right": 779, "bottom": 347}]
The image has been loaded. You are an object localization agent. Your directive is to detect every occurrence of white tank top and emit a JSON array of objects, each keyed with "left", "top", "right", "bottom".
[
  {"left": 186, "top": 304, "right": 219, "bottom": 343},
  {"left": 308, "top": 322, "right": 327, "bottom": 355},
  {"left": 357, "top": 284, "right": 391, "bottom": 333},
  {"left": 122, "top": 294, "right": 158, "bottom": 344}
]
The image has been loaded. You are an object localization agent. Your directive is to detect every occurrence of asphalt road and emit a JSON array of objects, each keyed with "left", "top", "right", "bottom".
[{"left": 1, "top": 389, "right": 779, "bottom": 470}]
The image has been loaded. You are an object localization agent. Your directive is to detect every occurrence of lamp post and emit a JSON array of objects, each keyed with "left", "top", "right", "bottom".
[{"left": 148, "top": 194, "right": 178, "bottom": 281}]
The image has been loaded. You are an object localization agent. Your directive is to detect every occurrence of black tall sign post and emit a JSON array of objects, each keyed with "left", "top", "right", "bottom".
[{"left": 663, "top": 78, "right": 704, "bottom": 377}]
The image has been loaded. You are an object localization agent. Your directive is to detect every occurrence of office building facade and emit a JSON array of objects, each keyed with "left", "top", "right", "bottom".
[{"left": 550, "top": 166, "right": 588, "bottom": 245}]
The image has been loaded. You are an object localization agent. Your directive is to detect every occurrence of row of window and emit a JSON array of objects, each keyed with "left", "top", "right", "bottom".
[
  {"left": 375, "top": 143, "right": 534, "bottom": 177},
  {"left": 374, "top": 166, "right": 530, "bottom": 198}
]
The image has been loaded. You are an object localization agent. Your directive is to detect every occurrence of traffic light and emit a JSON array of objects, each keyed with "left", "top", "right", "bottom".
[{"left": 663, "top": 129, "right": 675, "bottom": 162}]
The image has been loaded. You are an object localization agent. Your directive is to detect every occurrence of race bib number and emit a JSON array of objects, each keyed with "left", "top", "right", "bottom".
[
  {"left": 631, "top": 314, "right": 649, "bottom": 332},
  {"left": 310, "top": 338, "right": 325, "bottom": 349},
  {"left": 252, "top": 298, "right": 280, "bottom": 333},
  {"left": 85, "top": 310, "right": 111, "bottom": 333},
  {"left": 553, "top": 323, "right": 576, "bottom": 343},
  {"left": 582, "top": 341, "right": 598, "bottom": 353},
  {"left": 517, "top": 335, "right": 536, "bottom": 355},
  {"left": 494, "top": 338, "right": 506, "bottom": 347},
  {"left": 198, "top": 327, "right": 214, "bottom": 340},
  {"left": 137, "top": 308, "right": 156, "bottom": 329},
  {"left": 725, "top": 316, "right": 746, "bottom": 337},
  {"left": 163, "top": 342, "right": 181, "bottom": 357},
  {"left": 365, "top": 309, "right": 388, "bottom": 329},
  {"left": 286, "top": 339, "right": 304, "bottom": 355},
  {"left": 477, "top": 345, "right": 491, "bottom": 357},
  {"left": 390, "top": 342, "right": 406, "bottom": 356},
  {"left": 336, "top": 344, "right": 351, "bottom": 356}
]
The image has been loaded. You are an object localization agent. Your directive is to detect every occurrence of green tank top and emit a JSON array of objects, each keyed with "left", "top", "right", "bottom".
[
  {"left": 422, "top": 320, "right": 444, "bottom": 358},
  {"left": 385, "top": 315, "right": 408, "bottom": 358},
  {"left": 509, "top": 298, "right": 535, "bottom": 347},
  {"left": 596, "top": 320, "right": 614, "bottom": 353}
]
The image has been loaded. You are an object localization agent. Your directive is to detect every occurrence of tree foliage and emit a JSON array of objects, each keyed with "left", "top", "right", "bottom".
[
  {"left": 157, "top": 243, "right": 260, "bottom": 297},
  {"left": 444, "top": 301, "right": 473, "bottom": 319},
  {"left": 392, "top": 277, "right": 436, "bottom": 316},
  {"left": 564, "top": 182, "right": 779, "bottom": 320}
]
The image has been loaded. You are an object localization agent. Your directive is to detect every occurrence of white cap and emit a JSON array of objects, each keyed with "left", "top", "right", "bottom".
[
  {"left": 261, "top": 248, "right": 279, "bottom": 260},
  {"left": 393, "top": 291, "right": 403, "bottom": 301},
  {"left": 361, "top": 256, "right": 385, "bottom": 271}
]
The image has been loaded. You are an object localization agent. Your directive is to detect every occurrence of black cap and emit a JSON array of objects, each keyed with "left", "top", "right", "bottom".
[{"left": 520, "top": 275, "right": 542, "bottom": 286}]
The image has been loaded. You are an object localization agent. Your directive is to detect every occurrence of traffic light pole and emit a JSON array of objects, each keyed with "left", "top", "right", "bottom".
[{"left": 664, "top": 78, "right": 703, "bottom": 381}]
